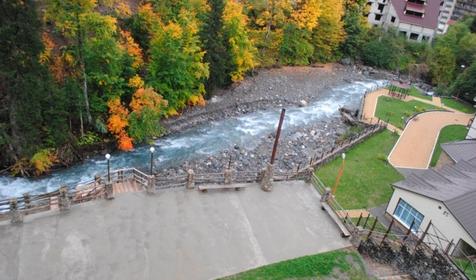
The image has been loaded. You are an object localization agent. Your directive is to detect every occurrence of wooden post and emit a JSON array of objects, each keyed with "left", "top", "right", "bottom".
[
  {"left": 270, "top": 108, "right": 286, "bottom": 165},
  {"left": 262, "top": 109, "right": 285, "bottom": 192},
  {"left": 444, "top": 239, "right": 454, "bottom": 255},
  {"left": 403, "top": 219, "right": 415, "bottom": 242},
  {"left": 416, "top": 221, "right": 432, "bottom": 248},
  {"left": 367, "top": 218, "right": 378, "bottom": 239},
  {"left": 381, "top": 218, "right": 395, "bottom": 245},
  {"left": 356, "top": 213, "right": 363, "bottom": 227}
]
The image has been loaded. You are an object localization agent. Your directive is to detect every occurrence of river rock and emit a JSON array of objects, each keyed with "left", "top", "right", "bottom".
[{"left": 299, "top": 100, "right": 308, "bottom": 107}]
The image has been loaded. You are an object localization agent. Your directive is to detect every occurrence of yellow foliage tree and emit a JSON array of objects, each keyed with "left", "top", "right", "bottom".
[
  {"left": 223, "top": 0, "right": 257, "bottom": 82},
  {"left": 312, "top": 0, "right": 345, "bottom": 61},
  {"left": 291, "top": 0, "right": 320, "bottom": 31}
]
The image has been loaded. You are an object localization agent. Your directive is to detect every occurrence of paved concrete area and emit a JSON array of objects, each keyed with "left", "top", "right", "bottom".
[{"left": 0, "top": 181, "right": 350, "bottom": 280}]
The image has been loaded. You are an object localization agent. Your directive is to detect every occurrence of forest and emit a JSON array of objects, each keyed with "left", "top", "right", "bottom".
[{"left": 0, "top": 0, "right": 475, "bottom": 176}]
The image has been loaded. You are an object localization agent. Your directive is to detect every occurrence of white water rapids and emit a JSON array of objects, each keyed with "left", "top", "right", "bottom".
[{"left": 0, "top": 79, "right": 387, "bottom": 199}]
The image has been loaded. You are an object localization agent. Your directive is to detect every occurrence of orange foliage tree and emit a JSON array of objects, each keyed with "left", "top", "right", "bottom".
[
  {"left": 107, "top": 97, "right": 133, "bottom": 151},
  {"left": 128, "top": 88, "right": 168, "bottom": 142}
]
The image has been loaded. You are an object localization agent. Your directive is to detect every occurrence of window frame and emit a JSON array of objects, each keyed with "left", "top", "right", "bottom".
[{"left": 393, "top": 198, "right": 424, "bottom": 232}]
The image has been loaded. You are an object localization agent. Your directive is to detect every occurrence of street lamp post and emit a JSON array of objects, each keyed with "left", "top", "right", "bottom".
[
  {"left": 149, "top": 147, "right": 155, "bottom": 175},
  {"left": 332, "top": 153, "right": 346, "bottom": 195},
  {"left": 105, "top": 153, "right": 111, "bottom": 182}
]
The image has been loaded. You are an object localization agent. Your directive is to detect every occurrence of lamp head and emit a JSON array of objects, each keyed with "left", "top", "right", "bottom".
[
  {"left": 150, "top": 147, "right": 155, "bottom": 153},
  {"left": 342, "top": 153, "right": 346, "bottom": 160},
  {"left": 105, "top": 153, "right": 111, "bottom": 160}
]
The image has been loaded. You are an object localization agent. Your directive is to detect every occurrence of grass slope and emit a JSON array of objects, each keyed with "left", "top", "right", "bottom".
[
  {"left": 375, "top": 96, "right": 438, "bottom": 129},
  {"left": 221, "top": 249, "right": 369, "bottom": 280},
  {"left": 316, "top": 130, "right": 403, "bottom": 209},
  {"left": 430, "top": 125, "right": 469, "bottom": 166},
  {"left": 442, "top": 98, "right": 476, "bottom": 114}
]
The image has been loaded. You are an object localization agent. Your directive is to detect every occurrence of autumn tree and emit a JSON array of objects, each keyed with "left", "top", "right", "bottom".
[
  {"left": 128, "top": 88, "right": 168, "bottom": 142},
  {"left": 222, "top": 0, "right": 257, "bottom": 82},
  {"left": 107, "top": 97, "right": 133, "bottom": 151},
  {"left": 147, "top": 9, "right": 209, "bottom": 113},
  {"left": 46, "top": 0, "right": 97, "bottom": 128},
  {"left": 311, "top": 0, "right": 345, "bottom": 62},
  {"left": 244, "top": 0, "right": 291, "bottom": 66}
]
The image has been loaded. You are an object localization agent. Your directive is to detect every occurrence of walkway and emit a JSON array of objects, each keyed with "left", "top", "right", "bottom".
[
  {"left": 0, "top": 181, "right": 350, "bottom": 280},
  {"left": 361, "top": 89, "right": 473, "bottom": 169},
  {"left": 387, "top": 111, "right": 472, "bottom": 169}
]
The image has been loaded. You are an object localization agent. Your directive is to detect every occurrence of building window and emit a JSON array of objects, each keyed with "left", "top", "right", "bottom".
[
  {"left": 422, "top": 35, "right": 430, "bottom": 41},
  {"left": 375, "top": 14, "right": 382, "bottom": 21},
  {"left": 410, "top": 33, "right": 419, "bottom": 40},
  {"left": 391, "top": 16, "right": 396, "bottom": 22},
  {"left": 393, "top": 199, "right": 424, "bottom": 231},
  {"left": 400, "top": 31, "right": 407, "bottom": 37},
  {"left": 378, "top": 3, "right": 385, "bottom": 12}
]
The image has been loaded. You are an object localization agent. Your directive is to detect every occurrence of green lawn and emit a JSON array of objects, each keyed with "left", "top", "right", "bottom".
[
  {"left": 221, "top": 249, "right": 370, "bottom": 280},
  {"left": 442, "top": 98, "right": 476, "bottom": 114},
  {"left": 430, "top": 125, "right": 469, "bottom": 166},
  {"left": 453, "top": 258, "right": 476, "bottom": 280},
  {"left": 387, "top": 85, "right": 432, "bottom": 100},
  {"left": 375, "top": 96, "right": 439, "bottom": 129},
  {"left": 316, "top": 130, "right": 403, "bottom": 209}
]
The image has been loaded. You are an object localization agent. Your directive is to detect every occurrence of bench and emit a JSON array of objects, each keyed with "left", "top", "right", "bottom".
[
  {"left": 321, "top": 201, "right": 351, "bottom": 238},
  {"left": 198, "top": 184, "right": 248, "bottom": 192}
]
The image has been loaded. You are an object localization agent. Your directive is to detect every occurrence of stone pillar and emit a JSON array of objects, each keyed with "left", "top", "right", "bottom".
[
  {"left": 260, "top": 163, "right": 274, "bottom": 192},
  {"left": 9, "top": 198, "right": 23, "bottom": 224},
  {"left": 320, "top": 187, "right": 332, "bottom": 203},
  {"left": 22, "top": 193, "right": 31, "bottom": 209},
  {"left": 59, "top": 186, "right": 71, "bottom": 211},
  {"left": 105, "top": 183, "right": 114, "bottom": 200},
  {"left": 224, "top": 168, "right": 233, "bottom": 185},
  {"left": 186, "top": 169, "right": 195, "bottom": 189},
  {"left": 303, "top": 167, "right": 314, "bottom": 183},
  {"left": 146, "top": 176, "right": 156, "bottom": 195}
]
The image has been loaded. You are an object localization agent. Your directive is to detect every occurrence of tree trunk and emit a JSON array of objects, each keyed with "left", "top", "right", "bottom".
[{"left": 76, "top": 12, "right": 92, "bottom": 126}]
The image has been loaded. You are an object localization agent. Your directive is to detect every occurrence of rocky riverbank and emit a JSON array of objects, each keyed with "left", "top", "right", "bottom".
[{"left": 156, "top": 64, "right": 388, "bottom": 177}]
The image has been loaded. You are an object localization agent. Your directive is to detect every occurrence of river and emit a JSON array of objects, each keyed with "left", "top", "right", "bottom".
[{"left": 0, "top": 79, "right": 386, "bottom": 199}]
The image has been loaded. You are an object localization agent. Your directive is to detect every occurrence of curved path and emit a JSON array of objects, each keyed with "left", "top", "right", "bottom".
[
  {"left": 387, "top": 111, "right": 472, "bottom": 169},
  {"left": 361, "top": 89, "right": 473, "bottom": 169}
]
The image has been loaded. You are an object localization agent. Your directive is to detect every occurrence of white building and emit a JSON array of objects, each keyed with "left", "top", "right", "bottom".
[
  {"left": 367, "top": 0, "right": 452, "bottom": 42},
  {"left": 385, "top": 141, "right": 476, "bottom": 256}
]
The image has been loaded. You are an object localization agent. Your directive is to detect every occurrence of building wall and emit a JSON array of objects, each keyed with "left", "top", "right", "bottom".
[
  {"left": 438, "top": 0, "right": 456, "bottom": 34},
  {"left": 386, "top": 188, "right": 476, "bottom": 254},
  {"left": 367, "top": 0, "right": 391, "bottom": 26},
  {"left": 451, "top": 0, "right": 476, "bottom": 20},
  {"left": 467, "top": 117, "right": 476, "bottom": 140},
  {"left": 376, "top": 4, "right": 436, "bottom": 42}
]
